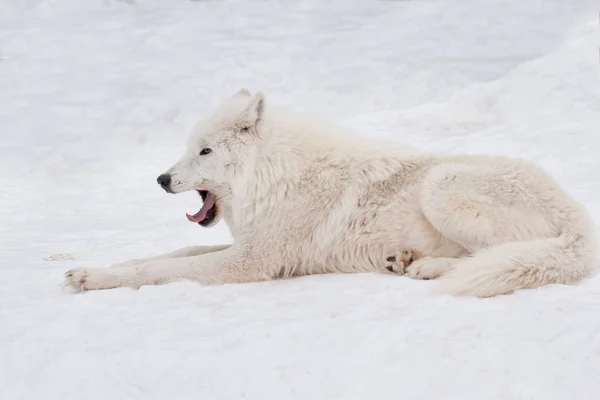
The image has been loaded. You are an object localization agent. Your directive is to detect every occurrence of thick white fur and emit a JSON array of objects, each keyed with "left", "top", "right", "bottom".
[{"left": 65, "top": 89, "right": 597, "bottom": 298}]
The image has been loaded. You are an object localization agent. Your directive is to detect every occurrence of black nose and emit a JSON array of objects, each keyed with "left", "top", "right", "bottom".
[{"left": 156, "top": 173, "right": 171, "bottom": 188}]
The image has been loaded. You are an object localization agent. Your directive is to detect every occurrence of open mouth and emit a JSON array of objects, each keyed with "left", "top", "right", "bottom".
[{"left": 185, "top": 190, "right": 218, "bottom": 226}]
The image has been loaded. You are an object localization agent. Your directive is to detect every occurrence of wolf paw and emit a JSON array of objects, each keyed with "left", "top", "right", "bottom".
[
  {"left": 385, "top": 249, "right": 416, "bottom": 274},
  {"left": 405, "top": 257, "right": 457, "bottom": 280},
  {"left": 64, "top": 267, "right": 126, "bottom": 291}
]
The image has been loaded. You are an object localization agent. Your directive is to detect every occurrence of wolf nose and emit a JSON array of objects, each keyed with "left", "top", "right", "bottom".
[{"left": 156, "top": 173, "right": 171, "bottom": 188}]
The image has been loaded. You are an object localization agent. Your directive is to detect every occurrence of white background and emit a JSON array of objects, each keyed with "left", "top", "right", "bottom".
[{"left": 1, "top": 1, "right": 599, "bottom": 399}]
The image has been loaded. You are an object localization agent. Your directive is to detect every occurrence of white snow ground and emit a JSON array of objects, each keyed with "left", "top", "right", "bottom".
[{"left": 1, "top": 0, "right": 600, "bottom": 398}]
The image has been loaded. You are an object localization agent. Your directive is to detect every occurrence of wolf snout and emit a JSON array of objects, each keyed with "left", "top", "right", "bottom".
[{"left": 157, "top": 173, "right": 172, "bottom": 192}]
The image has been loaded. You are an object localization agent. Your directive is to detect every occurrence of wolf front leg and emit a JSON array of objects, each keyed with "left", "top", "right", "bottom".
[
  {"left": 64, "top": 246, "right": 272, "bottom": 292},
  {"left": 110, "top": 244, "right": 231, "bottom": 268}
]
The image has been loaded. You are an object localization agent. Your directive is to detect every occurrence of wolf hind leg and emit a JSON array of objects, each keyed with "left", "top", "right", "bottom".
[{"left": 417, "top": 162, "right": 594, "bottom": 297}]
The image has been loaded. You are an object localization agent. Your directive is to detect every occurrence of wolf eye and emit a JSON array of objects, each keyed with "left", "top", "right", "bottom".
[
  {"left": 199, "top": 148, "right": 212, "bottom": 156},
  {"left": 241, "top": 126, "right": 250, "bottom": 132}
]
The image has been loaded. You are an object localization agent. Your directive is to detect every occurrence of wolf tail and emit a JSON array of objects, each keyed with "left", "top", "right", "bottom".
[{"left": 437, "top": 225, "right": 597, "bottom": 298}]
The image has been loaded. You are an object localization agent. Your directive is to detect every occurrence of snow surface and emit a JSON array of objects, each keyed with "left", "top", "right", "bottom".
[{"left": 2, "top": 0, "right": 600, "bottom": 399}]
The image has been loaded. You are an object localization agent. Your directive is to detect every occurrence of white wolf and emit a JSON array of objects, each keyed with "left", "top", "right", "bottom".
[{"left": 65, "top": 89, "right": 597, "bottom": 298}]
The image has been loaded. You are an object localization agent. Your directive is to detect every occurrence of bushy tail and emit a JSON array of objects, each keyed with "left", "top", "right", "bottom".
[{"left": 437, "top": 231, "right": 597, "bottom": 298}]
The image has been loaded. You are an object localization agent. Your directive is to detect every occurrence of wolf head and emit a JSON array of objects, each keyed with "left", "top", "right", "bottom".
[{"left": 156, "top": 88, "right": 265, "bottom": 227}]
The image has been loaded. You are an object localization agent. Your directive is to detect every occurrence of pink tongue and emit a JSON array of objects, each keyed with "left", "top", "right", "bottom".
[{"left": 186, "top": 192, "right": 216, "bottom": 223}]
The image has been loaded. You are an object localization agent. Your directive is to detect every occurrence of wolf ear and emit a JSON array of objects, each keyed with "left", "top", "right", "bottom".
[
  {"left": 233, "top": 88, "right": 252, "bottom": 98},
  {"left": 241, "top": 92, "right": 265, "bottom": 129}
]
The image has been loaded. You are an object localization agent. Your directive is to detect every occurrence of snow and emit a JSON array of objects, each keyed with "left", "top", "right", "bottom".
[{"left": 1, "top": 0, "right": 600, "bottom": 398}]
